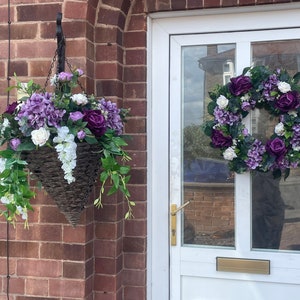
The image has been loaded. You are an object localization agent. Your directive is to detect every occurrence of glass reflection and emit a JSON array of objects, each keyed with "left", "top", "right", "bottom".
[
  {"left": 182, "top": 44, "right": 235, "bottom": 247},
  {"left": 252, "top": 40, "right": 300, "bottom": 251}
]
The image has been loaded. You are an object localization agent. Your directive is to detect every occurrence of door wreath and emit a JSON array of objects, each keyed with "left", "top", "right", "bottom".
[{"left": 204, "top": 65, "right": 300, "bottom": 179}]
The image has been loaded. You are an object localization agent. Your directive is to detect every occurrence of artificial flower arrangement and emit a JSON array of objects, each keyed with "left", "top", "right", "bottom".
[
  {"left": 204, "top": 65, "right": 300, "bottom": 179},
  {"left": 0, "top": 68, "right": 133, "bottom": 225}
]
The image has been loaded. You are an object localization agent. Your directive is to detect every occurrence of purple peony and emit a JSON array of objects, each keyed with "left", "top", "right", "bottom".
[
  {"left": 5, "top": 102, "right": 18, "bottom": 114},
  {"left": 229, "top": 75, "right": 252, "bottom": 96},
  {"left": 9, "top": 138, "right": 21, "bottom": 151},
  {"left": 83, "top": 110, "right": 107, "bottom": 137},
  {"left": 211, "top": 129, "right": 232, "bottom": 148},
  {"left": 275, "top": 91, "right": 299, "bottom": 112},
  {"left": 266, "top": 137, "right": 287, "bottom": 159},
  {"left": 69, "top": 111, "right": 84, "bottom": 122}
]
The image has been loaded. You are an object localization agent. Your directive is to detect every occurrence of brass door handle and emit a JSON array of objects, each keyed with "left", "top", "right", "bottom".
[{"left": 170, "top": 200, "right": 191, "bottom": 246}]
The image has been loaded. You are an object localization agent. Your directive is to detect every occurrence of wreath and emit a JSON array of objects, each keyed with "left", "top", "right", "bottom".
[{"left": 203, "top": 65, "right": 300, "bottom": 179}]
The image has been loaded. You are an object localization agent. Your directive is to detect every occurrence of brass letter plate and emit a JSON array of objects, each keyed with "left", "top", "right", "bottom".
[{"left": 216, "top": 257, "right": 270, "bottom": 275}]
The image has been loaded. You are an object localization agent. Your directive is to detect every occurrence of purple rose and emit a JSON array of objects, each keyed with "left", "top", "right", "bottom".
[
  {"left": 76, "top": 69, "right": 84, "bottom": 76},
  {"left": 229, "top": 75, "right": 252, "bottom": 96},
  {"left": 69, "top": 111, "right": 84, "bottom": 122},
  {"left": 266, "top": 137, "right": 287, "bottom": 159},
  {"left": 275, "top": 91, "right": 299, "bottom": 112},
  {"left": 5, "top": 102, "right": 18, "bottom": 114},
  {"left": 211, "top": 129, "right": 232, "bottom": 148},
  {"left": 10, "top": 138, "right": 21, "bottom": 151},
  {"left": 77, "top": 130, "right": 86, "bottom": 140},
  {"left": 83, "top": 110, "right": 107, "bottom": 137}
]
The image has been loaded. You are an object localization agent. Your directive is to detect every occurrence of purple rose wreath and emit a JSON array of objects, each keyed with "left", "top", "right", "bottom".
[{"left": 204, "top": 65, "right": 300, "bottom": 179}]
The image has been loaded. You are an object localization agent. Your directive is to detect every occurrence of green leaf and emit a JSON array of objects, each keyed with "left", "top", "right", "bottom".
[{"left": 111, "top": 173, "right": 120, "bottom": 188}]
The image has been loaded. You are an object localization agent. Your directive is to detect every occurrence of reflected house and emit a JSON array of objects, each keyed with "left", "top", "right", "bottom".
[{"left": 183, "top": 42, "right": 300, "bottom": 250}]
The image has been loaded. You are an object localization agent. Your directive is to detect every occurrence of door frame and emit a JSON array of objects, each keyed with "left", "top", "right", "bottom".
[{"left": 147, "top": 3, "right": 300, "bottom": 299}]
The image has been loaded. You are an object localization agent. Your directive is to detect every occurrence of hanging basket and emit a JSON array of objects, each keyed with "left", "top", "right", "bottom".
[{"left": 21, "top": 143, "right": 102, "bottom": 226}]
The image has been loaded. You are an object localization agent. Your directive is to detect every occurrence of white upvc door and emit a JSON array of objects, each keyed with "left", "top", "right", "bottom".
[{"left": 148, "top": 4, "right": 300, "bottom": 300}]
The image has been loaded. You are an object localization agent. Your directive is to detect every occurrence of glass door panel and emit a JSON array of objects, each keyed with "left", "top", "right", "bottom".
[
  {"left": 251, "top": 40, "right": 300, "bottom": 251},
  {"left": 182, "top": 44, "right": 235, "bottom": 247}
]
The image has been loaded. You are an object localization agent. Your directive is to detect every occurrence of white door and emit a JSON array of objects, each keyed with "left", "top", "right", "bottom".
[{"left": 149, "top": 4, "right": 300, "bottom": 300}]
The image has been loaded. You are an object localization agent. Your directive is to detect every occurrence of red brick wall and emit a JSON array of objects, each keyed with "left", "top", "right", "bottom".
[{"left": 0, "top": 0, "right": 299, "bottom": 299}]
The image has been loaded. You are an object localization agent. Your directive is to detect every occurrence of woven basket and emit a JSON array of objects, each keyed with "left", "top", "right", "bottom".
[{"left": 21, "top": 143, "right": 102, "bottom": 226}]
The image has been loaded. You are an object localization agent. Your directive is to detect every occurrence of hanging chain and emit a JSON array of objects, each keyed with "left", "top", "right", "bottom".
[{"left": 44, "top": 50, "right": 85, "bottom": 93}]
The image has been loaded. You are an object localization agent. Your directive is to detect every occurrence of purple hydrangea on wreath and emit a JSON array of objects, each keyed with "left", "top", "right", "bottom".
[
  {"left": 203, "top": 65, "right": 300, "bottom": 179},
  {"left": 0, "top": 68, "right": 133, "bottom": 226}
]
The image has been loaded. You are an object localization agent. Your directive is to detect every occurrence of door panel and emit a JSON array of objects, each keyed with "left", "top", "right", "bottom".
[{"left": 170, "top": 30, "right": 300, "bottom": 300}]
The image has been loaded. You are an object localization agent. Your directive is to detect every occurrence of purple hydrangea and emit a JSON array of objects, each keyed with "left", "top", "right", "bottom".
[
  {"left": 262, "top": 73, "right": 280, "bottom": 101},
  {"left": 213, "top": 107, "right": 241, "bottom": 126},
  {"left": 16, "top": 92, "right": 65, "bottom": 133},
  {"left": 99, "top": 98, "right": 123, "bottom": 135},
  {"left": 245, "top": 139, "right": 265, "bottom": 169},
  {"left": 291, "top": 124, "right": 300, "bottom": 150}
]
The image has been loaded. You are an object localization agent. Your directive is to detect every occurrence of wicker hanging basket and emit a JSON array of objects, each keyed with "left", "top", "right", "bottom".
[{"left": 21, "top": 143, "right": 102, "bottom": 226}]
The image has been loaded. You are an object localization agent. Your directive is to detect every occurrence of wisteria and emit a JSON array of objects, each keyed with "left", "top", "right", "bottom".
[{"left": 245, "top": 139, "right": 265, "bottom": 169}]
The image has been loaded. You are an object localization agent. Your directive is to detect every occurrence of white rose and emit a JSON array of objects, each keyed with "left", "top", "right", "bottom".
[
  {"left": 223, "top": 147, "right": 237, "bottom": 161},
  {"left": 288, "top": 110, "right": 297, "bottom": 117},
  {"left": 216, "top": 95, "right": 229, "bottom": 109},
  {"left": 71, "top": 93, "right": 88, "bottom": 105},
  {"left": 277, "top": 81, "right": 291, "bottom": 93},
  {"left": 31, "top": 127, "right": 50, "bottom": 146},
  {"left": 274, "top": 122, "right": 285, "bottom": 136},
  {"left": 0, "top": 157, "right": 7, "bottom": 173}
]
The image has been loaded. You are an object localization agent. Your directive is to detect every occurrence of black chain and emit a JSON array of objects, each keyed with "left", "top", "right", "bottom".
[{"left": 44, "top": 51, "right": 85, "bottom": 93}]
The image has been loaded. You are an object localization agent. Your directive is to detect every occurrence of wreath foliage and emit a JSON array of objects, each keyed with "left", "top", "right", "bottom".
[{"left": 204, "top": 65, "right": 300, "bottom": 179}]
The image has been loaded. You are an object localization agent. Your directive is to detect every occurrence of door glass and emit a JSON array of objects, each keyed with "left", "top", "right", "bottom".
[
  {"left": 182, "top": 44, "right": 235, "bottom": 247},
  {"left": 251, "top": 40, "right": 300, "bottom": 251}
]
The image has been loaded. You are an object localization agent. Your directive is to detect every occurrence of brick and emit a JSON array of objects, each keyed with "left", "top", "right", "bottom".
[
  {"left": 122, "top": 269, "right": 145, "bottom": 286},
  {"left": 95, "top": 62, "right": 123, "bottom": 80},
  {"left": 96, "top": 80, "right": 123, "bottom": 98},
  {"left": 0, "top": 241, "right": 38, "bottom": 258},
  {"left": 17, "top": 4, "right": 62, "bottom": 22},
  {"left": 125, "top": 99, "right": 146, "bottom": 117},
  {"left": 16, "top": 224, "right": 62, "bottom": 242},
  {"left": 125, "top": 219, "right": 146, "bottom": 236},
  {"left": 130, "top": 168, "right": 147, "bottom": 185},
  {"left": 124, "top": 31, "right": 146, "bottom": 48},
  {"left": 95, "top": 222, "right": 123, "bottom": 239},
  {"left": 124, "top": 286, "right": 146, "bottom": 300},
  {"left": 9, "top": 60, "right": 28, "bottom": 76},
  {"left": 17, "top": 259, "right": 62, "bottom": 277},
  {"left": 49, "top": 278, "right": 86, "bottom": 298},
  {"left": 203, "top": 0, "right": 221, "bottom": 8},
  {"left": 4, "top": 277, "right": 25, "bottom": 294},
  {"left": 95, "top": 27, "right": 123, "bottom": 45},
  {"left": 98, "top": 8, "right": 126, "bottom": 29},
  {"left": 124, "top": 83, "right": 146, "bottom": 99},
  {"left": 64, "top": 2, "right": 87, "bottom": 19},
  {"left": 123, "top": 237, "right": 146, "bottom": 253},
  {"left": 94, "top": 203, "right": 124, "bottom": 222},
  {"left": 94, "top": 239, "right": 122, "bottom": 258},
  {"left": 94, "top": 274, "right": 121, "bottom": 292},
  {"left": 95, "top": 256, "right": 122, "bottom": 275},
  {"left": 29, "top": 60, "right": 54, "bottom": 77},
  {"left": 171, "top": 0, "right": 186, "bottom": 10},
  {"left": 125, "top": 49, "right": 146, "bottom": 65},
  {"left": 125, "top": 134, "right": 146, "bottom": 151},
  {"left": 127, "top": 14, "right": 147, "bottom": 31},
  {"left": 96, "top": 44, "right": 123, "bottom": 62},
  {"left": 157, "top": 0, "right": 171, "bottom": 11},
  {"left": 26, "top": 278, "right": 48, "bottom": 296},
  {"left": 125, "top": 117, "right": 146, "bottom": 133},
  {"left": 187, "top": 0, "right": 204, "bottom": 9},
  {"left": 63, "top": 261, "right": 86, "bottom": 279},
  {"left": 16, "top": 41, "right": 56, "bottom": 59},
  {"left": 130, "top": 151, "right": 146, "bottom": 168},
  {"left": 39, "top": 206, "right": 68, "bottom": 224},
  {"left": 124, "top": 253, "right": 146, "bottom": 269}
]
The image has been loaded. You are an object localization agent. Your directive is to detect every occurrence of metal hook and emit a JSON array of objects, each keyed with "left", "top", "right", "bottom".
[{"left": 56, "top": 12, "right": 65, "bottom": 73}]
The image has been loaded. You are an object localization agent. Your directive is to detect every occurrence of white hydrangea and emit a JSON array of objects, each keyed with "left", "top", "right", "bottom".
[
  {"left": 0, "top": 157, "right": 7, "bottom": 173},
  {"left": 53, "top": 126, "right": 77, "bottom": 184},
  {"left": 0, "top": 118, "right": 10, "bottom": 135},
  {"left": 71, "top": 93, "right": 88, "bottom": 105}
]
